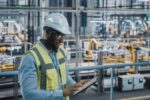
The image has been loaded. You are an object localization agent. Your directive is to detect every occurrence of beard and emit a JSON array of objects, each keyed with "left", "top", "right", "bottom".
[{"left": 46, "top": 33, "right": 58, "bottom": 52}]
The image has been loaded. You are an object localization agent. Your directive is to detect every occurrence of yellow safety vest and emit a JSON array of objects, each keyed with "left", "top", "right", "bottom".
[{"left": 28, "top": 42, "right": 69, "bottom": 100}]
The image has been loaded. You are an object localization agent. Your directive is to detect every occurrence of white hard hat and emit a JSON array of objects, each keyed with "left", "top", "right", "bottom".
[{"left": 44, "top": 13, "right": 71, "bottom": 35}]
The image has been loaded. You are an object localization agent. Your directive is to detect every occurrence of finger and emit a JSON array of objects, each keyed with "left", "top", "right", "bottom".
[
  {"left": 75, "top": 83, "right": 83, "bottom": 87},
  {"left": 72, "top": 87, "right": 78, "bottom": 91},
  {"left": 70, "top": 86, "right": 79, "bottom": 91},
  {"left": 72, "top": 84, "right": 82, "bottom": 90},
  {"left": 80, "top": 80, "right": 88, "bottom": 85},
  {"left": 73, "top": 83, "right": 82, "bottom": 87}
]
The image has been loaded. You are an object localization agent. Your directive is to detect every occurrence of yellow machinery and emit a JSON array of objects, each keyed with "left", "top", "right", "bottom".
[
  {"left": 84, "top": 38, "right": 101, "bottom": 61},
  {"left": 103, "top": 55, "right": 125, "bottom": 63},
  {"left": 120, "top": 41, "right": 145, "bottom": 74},
  {"left": 0, "top": 47, "right": 7, "bottom": 53},
  {"left": 0, "top": 64, "right": 14, "bottom": 71},
  {"left": 83, "top": 39, "right": 147, "bottom": 74},
  {"left": 0, "top": 21, "right": 25, "bottom": 42}
]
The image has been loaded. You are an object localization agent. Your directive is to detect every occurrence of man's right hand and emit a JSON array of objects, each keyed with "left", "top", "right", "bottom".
[{"left": 63, "top": 83, "right": 82, "bottom": 96}]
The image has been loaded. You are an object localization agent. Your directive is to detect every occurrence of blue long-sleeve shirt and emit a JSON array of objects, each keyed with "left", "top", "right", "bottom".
[{"left": 18, "top": 41, "right": 75, "bottom": 100}]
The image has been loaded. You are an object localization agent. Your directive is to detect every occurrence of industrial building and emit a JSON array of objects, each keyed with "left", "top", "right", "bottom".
[{"left": 0, "top": 0, "right": 150, "bottom": 100}]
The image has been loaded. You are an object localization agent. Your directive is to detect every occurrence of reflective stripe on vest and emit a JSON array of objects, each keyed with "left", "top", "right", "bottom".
[
  {"left": 28, "top": 50, "right": 41, "bottom": 89},
  {"left": 29, "top": 42, "right": 69, "bottom": 100}
]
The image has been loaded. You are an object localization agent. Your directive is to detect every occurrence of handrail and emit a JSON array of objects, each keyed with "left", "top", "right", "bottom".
[
  {"left": 69, "top": 62, "right": 150, "bottom": 100},
  {"left": 0, "top": 71, "right": 18, "bottom": 76},
  {"left": 0, "top": 62, "right": 150, "bottom": 76},
  {"left": 0, "top": 62, "right": 150, "bottom": 100},
  {"left": 69, "top": 62, "right": 150, "bottom": 71}
]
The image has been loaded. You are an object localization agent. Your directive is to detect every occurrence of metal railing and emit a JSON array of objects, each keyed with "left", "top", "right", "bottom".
[
  {"left": 0, "top": 62, "right": 150, "bottom": 100},
  {"left": 69, "top": 62, "right": 150, "bottom": 100}
]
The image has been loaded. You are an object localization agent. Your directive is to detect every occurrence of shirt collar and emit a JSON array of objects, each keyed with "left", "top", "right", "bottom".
[{"left": 38, "top": 39, "right": 52, "bottom": 54}]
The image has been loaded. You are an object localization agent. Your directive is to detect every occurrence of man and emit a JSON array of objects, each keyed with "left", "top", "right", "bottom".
[{"left": 19, "top": 13, "right": 84, "bottom": 100}]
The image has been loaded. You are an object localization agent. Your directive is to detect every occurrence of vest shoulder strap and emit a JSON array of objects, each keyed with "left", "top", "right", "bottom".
[
  {"left": 59, "top": 45, "right": 66, "bottom": 58},
  {"left": 32, "top": 47, "right": 47, "bottom": 89}
]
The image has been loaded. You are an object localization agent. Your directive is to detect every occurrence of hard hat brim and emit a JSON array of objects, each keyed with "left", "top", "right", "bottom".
[{"left": 51, "top": 26, "right": 72, "bottom": 35}]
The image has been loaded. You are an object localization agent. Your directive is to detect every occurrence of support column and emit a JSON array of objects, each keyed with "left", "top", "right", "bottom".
[
  {"left": 97, "top": 51, "right": 104, "bottom": 93},
  {"left": 74, "top": 0, "right": 81, "bottom": 82},
  {"left": 40, "top": 0, "right": 49, "bottom": 37}
]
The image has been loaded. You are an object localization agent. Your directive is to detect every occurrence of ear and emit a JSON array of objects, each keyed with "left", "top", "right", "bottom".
[{"left": 45, "top": 32, "right": 51, "bottom": 39}]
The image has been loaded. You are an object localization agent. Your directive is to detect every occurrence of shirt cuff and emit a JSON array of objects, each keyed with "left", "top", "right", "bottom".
[{"left": 54, "top": 90, "right": 63, "bottom": 97}]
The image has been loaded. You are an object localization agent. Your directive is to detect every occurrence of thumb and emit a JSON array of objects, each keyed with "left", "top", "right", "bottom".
[{"left": 80, "top": 80, "right": 88, "bottom": 85}]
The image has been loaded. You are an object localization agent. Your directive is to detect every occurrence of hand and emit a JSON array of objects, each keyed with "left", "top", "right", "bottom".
[
  {"left": 79, "top": 80, "right": 88, "bottom": 85},
  {"left": 74, "top": 80, "right": 89, "bottom": 91},
  {"left": 63, "top": 83, "right": 82, "bottom": 96}
]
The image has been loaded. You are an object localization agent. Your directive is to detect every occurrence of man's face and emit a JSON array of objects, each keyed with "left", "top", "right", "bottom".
[{"left": 46, "top": 29, "right": 64, "bottom": 51}]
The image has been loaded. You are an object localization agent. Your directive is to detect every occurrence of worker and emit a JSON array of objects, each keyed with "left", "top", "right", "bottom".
[{"left": 19, "top": 13, "right": 86, "bottom": 100}]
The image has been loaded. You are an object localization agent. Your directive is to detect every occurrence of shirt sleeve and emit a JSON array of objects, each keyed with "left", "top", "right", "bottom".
[
  {"left": 65, "top": 66, "right": 76, "bottom": 87},
  {"left": 18, "top": 54, "right": 64, "bottom": 100}
]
